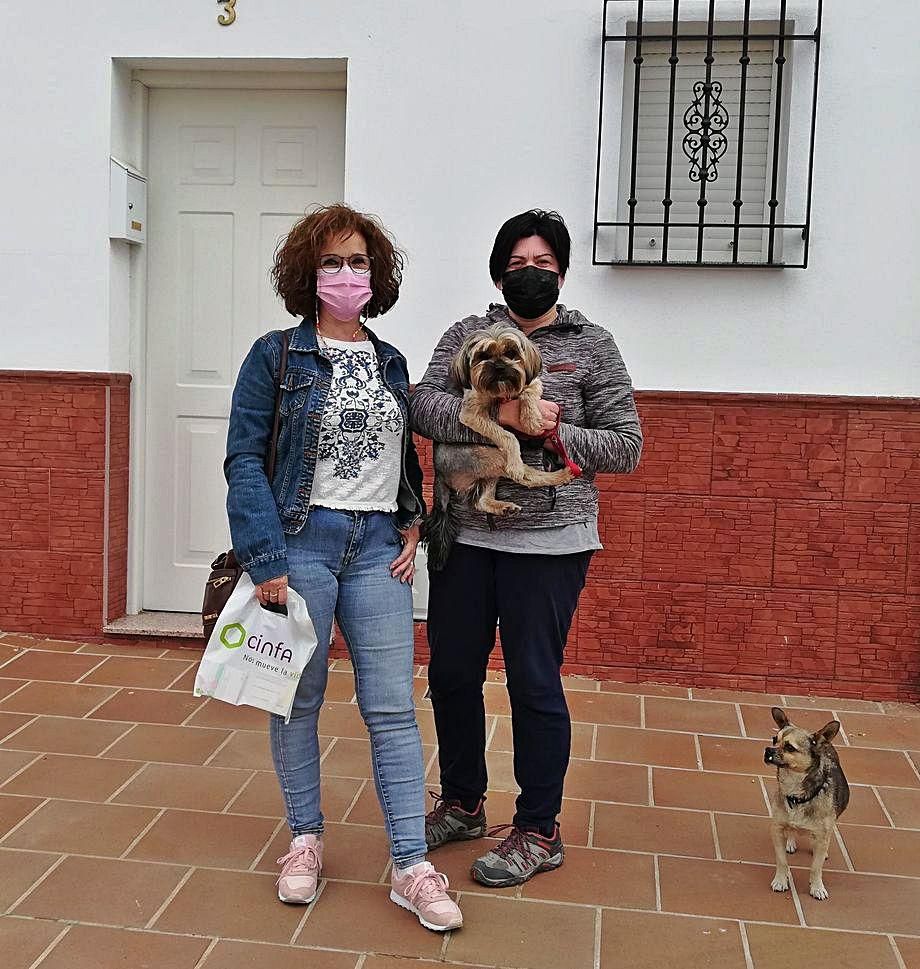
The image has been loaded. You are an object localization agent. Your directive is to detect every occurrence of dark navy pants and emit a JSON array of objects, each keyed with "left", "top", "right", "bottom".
[{"left": 427, "top": 543, "right": 592, "bottom": 832}]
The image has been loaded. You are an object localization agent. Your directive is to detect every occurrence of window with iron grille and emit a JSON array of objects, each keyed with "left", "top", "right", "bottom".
[{"left": 593, "top": 1, "right": 823, "bottom": 268}]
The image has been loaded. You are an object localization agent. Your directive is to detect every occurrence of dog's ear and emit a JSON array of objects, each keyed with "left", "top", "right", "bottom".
[
  {"left": 450, "top": 336, "right": 477, "bottom": 390},
  {"left": 771, "top": 707, "right": 789, "bottom": 729},
  {"left": 520, "top": 337, "right": 543, "bottom": 384},
  {"left": 813, "top": 720, "right": 841, "bottom": 745}
]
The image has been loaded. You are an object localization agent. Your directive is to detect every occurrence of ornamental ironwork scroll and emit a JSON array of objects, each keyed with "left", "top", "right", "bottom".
[
  {"left": 218, "top": 0, "right": 237, "bottom": 26},
  {"left": 682, "top": 80, "right": 729, "bottom": 183}
]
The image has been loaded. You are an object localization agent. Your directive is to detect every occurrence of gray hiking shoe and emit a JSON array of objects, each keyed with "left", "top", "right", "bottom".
[
  {"left": 425, "top": 793, "right": 487, "bottom": 851},
  {"left": 471, "top": 824, "right": 564, "bottom": 887}
]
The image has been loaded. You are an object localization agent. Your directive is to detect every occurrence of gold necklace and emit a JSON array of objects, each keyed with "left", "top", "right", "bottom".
[{"left": 316, "top": 322, "right": 366, "bottom": 342}]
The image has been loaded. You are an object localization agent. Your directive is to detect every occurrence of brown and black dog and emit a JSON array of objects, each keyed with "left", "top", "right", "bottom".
[{"left": 764, "top": 707, "right": 850, "bottom": 900}]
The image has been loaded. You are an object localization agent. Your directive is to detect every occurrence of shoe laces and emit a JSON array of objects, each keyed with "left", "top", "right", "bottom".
[
  {"left": 488, "top": 824, "right": 542, "bottom": 863},
  {"left": 404, "top": 865, "right": 451, "bottom": 904},
  {"left": 425, "top": 790, "right": 455, "bottom": 825},
  {"left": 276, "top": 842, "right": 320, "bottom": 882}
]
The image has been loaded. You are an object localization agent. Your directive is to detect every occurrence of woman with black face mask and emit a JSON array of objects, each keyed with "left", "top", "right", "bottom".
[{"left": 411, "top": 209, "right": 643, "bottom": 888}]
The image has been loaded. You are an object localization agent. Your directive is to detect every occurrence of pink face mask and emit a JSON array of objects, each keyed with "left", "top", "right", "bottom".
[{"left": 316, "top": 268, "right": 373, "bottom": 322}]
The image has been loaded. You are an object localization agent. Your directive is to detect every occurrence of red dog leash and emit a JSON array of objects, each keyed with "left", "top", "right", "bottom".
[{"left": 543, "top": 407, "right": 582, "bottom": 478}]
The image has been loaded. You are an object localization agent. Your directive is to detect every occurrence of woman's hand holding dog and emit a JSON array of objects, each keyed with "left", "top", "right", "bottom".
[
  {"left": 498, "top": 398, "right": 559, "bottom": 436},
  {"left": 391, "top": 523, "right": 421, "bottom": 584}
]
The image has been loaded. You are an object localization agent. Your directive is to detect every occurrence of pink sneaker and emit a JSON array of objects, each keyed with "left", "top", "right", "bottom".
[
  {"left": 277, "top": 834, "right": 322, "bottom": 904},
  {"left": 390, "top": 861, "right": 463, "bottom": 932}
]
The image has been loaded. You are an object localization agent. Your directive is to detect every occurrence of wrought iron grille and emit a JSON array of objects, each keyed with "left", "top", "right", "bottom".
[{"left": 593, "top": 0, "right": 823, "bottom": 268}]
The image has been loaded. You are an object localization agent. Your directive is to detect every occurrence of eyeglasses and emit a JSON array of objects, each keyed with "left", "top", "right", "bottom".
[{"left": 318, "top": 253, "right": 373, "bottom": 274}]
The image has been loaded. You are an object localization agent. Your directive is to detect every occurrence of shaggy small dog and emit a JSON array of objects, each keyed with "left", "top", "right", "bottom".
[{"left": 422, "top": 325, "right": 577, "bottom": 570}]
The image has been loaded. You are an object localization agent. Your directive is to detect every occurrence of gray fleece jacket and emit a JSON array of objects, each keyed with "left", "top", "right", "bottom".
[{"left": 410, "top": 304, "right": 643, "bottom": 531}]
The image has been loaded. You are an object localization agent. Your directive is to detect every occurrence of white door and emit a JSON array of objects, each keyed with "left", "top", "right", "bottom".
[{"left": 144, "top": 88, "right": 345, "bottom": 611}]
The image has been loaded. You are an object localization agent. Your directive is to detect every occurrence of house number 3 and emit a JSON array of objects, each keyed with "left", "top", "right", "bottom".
[{"left": 218, "top": 0, "right": 237, "bottom": 26}]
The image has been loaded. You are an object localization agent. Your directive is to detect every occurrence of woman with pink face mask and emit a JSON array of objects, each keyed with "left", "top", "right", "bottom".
[{"left": 224, "top": 205, "right": 462, "bottom": 932}]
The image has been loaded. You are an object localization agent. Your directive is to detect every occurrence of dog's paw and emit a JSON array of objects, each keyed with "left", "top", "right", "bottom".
[
  {"left": 809, "top": 882, "right": 829, "bottom": 901},
  {"left": 771, "top": 872, "right": 791, "bottom": 892},
  {"left": 501, "top": 502, "right": 522, "bottom": 515},
  {"left": 785, "top": 838, "right": 797, "bottom": 854}
]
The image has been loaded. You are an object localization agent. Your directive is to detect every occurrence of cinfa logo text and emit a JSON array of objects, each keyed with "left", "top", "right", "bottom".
[{"left": 219, "top": 623, "right": 294, "bottom": 663}]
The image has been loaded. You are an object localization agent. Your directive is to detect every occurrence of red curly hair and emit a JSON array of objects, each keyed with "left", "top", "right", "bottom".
[{"left": 271, "top": 204, "right": 405, "bottom": 320}]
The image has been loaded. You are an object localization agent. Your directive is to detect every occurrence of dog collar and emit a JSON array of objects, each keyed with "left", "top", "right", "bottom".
[{"left": 786, "top": 779, "right": 828, "bottom": 808}]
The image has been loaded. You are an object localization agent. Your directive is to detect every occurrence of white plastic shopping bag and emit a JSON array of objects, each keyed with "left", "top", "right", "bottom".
[{"left": 194, "top": 573, "right": 317, "bottom": 722}]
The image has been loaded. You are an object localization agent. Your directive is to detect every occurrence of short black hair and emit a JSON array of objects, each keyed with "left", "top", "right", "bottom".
[{"left": 488, "top": 209, "right": 571, "bottom": 282}]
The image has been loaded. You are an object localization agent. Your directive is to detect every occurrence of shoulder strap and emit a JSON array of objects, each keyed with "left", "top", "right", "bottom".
[{"left": 264, "top": 328, "right": 293, "bottom": 479}]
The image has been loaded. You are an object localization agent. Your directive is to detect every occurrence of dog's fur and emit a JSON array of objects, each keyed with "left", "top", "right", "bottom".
[
  {"left": 422, "top": 324, "right": 575, "bottom": 570},
  {"left": 764, "top": 707, "right": 850, "bottom": 900}
]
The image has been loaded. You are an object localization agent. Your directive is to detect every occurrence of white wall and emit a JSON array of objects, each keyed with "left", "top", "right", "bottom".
[{"left": 0, "top": 0, "right": 917, "bottom": 394}]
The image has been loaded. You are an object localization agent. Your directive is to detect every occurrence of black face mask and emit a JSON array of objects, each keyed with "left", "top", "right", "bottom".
[{"left": 501, "top": 266, "right": 560, "bottom": 320}]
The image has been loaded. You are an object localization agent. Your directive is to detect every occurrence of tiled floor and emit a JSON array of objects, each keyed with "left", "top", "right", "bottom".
[{"left": 1, "top": 632, "right": 919, "bottom": 969}]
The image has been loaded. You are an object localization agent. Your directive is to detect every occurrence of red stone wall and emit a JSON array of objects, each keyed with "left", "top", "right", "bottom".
[
  {"left": 413, "top": 394, "right": 920, "bottom": 702},
  {"left": 0, "top": 372, "right": 130, "bottom": 637},
  {"left": 2, "top": 372, "right": 918, "bottom": 701}
]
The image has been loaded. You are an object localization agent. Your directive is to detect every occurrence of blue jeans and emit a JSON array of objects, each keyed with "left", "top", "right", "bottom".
[{"left": 268, "top": 507, "right": 427, "bottom": 867}]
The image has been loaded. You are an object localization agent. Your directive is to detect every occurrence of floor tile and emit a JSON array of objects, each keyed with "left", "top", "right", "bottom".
[
  {"left": 843, "top": 713, "right": 920, "bottom": 750},
  {"left": 490, "top": 716, "right": 594, "bottom": 758},
  {"left": 38, "top": 925, "right": 210, "bottom": 969},
  {"left": 444, "top": 894, "right": 596, "bottom": 969},
  {"left": 744, "top": 922, "right": 901, "bottom": 969},
  {"left": 30, "top": 639, "right": 85, "bottom": 652},
  {"left": 82, "top": 655, "right": 193, "bottom": 689},
  {"left": 645, "top": 697, "right": 742, "bottom": 736},
  {"left": 841, "top": 785, "right": 891, "bottom": 826},
  {"left": 0, "top": 915, "right": 63, "bottom": 969},
  {"left": 0, "top": 848, "right": 59, "bottom": 908},
  {"left": 166, "top": 666, "right": 198, "bottom": 692},
  {"left": 714, "top": 813, "right": 845, "bottom": 869},
  {"left": 76, "top": 642, "right": 169, "bottom": 657},
  {"left": 258, "top": 820, "right": 390, "bottom": 882},
  {"left": 781, "top": 694, "right": 887, "bottom": 714},
  {"left": 208, "top": 730, "right": 275, "bottom": 770},
  {"left": 840, "top": 823, "right": 920, "bottom": 876},
  {"left": 564, "top": 690, "right": 641, "bottom": 726},
  {"left": 4, "top": 798, "right": 157, "bottom": 856},
  {"left": 0, "top": 712, "right": 33, "bottom": 742},
  {"left": 562, "top": 674, "right": 600, "bottom": 692},
  {"left": 521, "top": 844, "right": 657, "bottom": 908},
  {"left": 364, "top": 958, "right": 479, "bottom": 969},
  {"left": 0, "top": 635, "right": 40, "bottom": 650},
  {"left": 296, "top": 881, "right": 443, "bottom": 957},
  {"left": 320, "top": 738, "right": 374, "bottom": 779},
  {"left": 0, "top": 644, "right": 24, "bottom": 668},
  {"left": 89, "top": 687, "right": 203, "bottom": 725},
  {"left": 482, "top": 682, "right": 512, "bottom": 716},
  {"left": 0, "top": 749, "right": 37, "bottom": 785},
  {"left": 699, "top": 736, "right": 784, "bottom": 777},
  {"left": 153, "top": 868, "right": 305, "bottom": 943},
  {"left": 0, "top": 679, "right": 26, "bottom": 701},
  {"left": 602, "top": 680, "right": 690, "bottom": 698},
  {"left": 595, "top": 725, "right": 698, "bottom": 768},
  {"left": 740, "top": 704, "right": 836, "bottom": 740},
  {"left": 878, "top": 786, "right": 920, "bottom": 828},
  {"left": 835, "top": 746, "right": 920, "bottom": 788},
  {"left": 692, "top": 687, "right": 784, "bottom": 706},
  {"left": 324, "top": 669, "right": 357, "bottom": 702},
  {"left": 2, "top": 753, "right": 140, "bottom": 801},
  {"left": 318, "top": 702, "right": 370, "bottom": 740},
  {"left": 564, "top": 757, "right": 649, "bottom": 803},
  {"left": 103, "top": 723, "right": 231, "bottom": 765},
  {"left": 0, "top": 680, "right": 117, "bottom": 717},
  {"left": 897, "top": 937, "right": 920, "bottom": 969},
  {"left": 203, "top": 940, "right": 357, "bottom": 969},
  {"left": 0, "top": 650, "right": 104, "bottom": 683},
  {"left": 185, "top": 698, "right": 270, "bottom": 731},
  {"left": 658, "top": 856, "right": 798, "bottom": 923},
  {"left": 601, "top": 909, "right": 746, "bottom": 969},
  {"left": 468, "top": 789, "right": 592, "bottom": 847},
  {"left": 594, "top": 802, "right": 716, "bottom": 858},
  {"left": 797, "top": 869, "right": 920, "bottom": 934},
  {"left": 0, "top": 793, "right": 42, "bottom": 837},
  {"left": 13, "top": 855, "right": 188, "bottom": 927},
  {"left": 128, "top": 808, "right": 277, "bottom": 869},
  {"left": 3, "top": 715, "right": 131, "bottom": 756},
  {"left": 113, "top": 762, "right": 250, "bottom": 811},
  {"left": 652, "top": 767, "right": 767, "bottom": 815}
]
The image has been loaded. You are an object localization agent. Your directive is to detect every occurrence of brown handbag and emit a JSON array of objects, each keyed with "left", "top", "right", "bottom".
[{"left": 202, "top": 330, "right": 291, "bottom": 640}]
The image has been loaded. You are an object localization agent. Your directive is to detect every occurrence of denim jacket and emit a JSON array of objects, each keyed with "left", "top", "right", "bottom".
[{"left": 224, "top": 320, "right": 426, "bottom": 585}]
